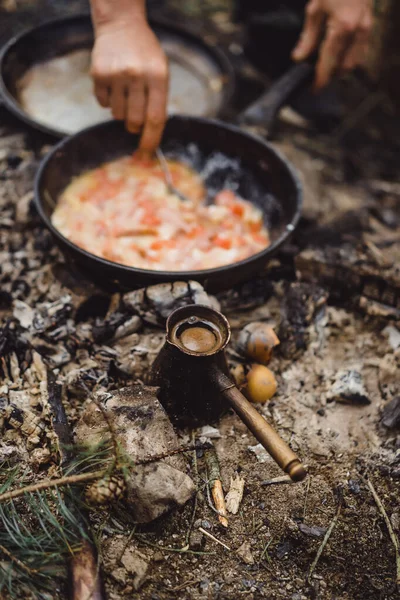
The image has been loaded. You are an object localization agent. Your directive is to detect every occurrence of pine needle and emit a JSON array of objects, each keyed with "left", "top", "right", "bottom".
[{"left": 0, "top": 487, "right": 88, "bottom": 598}]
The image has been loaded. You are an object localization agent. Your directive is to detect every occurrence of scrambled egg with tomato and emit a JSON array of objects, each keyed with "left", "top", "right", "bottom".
[{"left": 52, "top": 153, "right": 270, "bottom": 271}]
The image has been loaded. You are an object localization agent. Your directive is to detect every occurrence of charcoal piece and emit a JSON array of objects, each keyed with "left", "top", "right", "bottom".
[
  {"left": 65, "top": 368, "right": 99, "bottom": 399},
  {"left": 0, "top": 320, "right": 30, "bottom": 364},
  {"left": 11, "top": 279, "right": 30, "bottom": 300},
  {"left": 278, "top": 282, "right": 328, "bottom": 359},
  {"left": 92, "top": 312, "right": 127, "bottom": 343},
  {"left": 123, "top": 281, "right": 220, "bottom": 326},
  {"left": 31, "top": 340, "right": 71, "bottom": 367},
  {"left": 217, "top": 275, "right": 274, "bottom": 312},
  {"left": 327, "top": 369, "right": 370, "bottom": 405},
  {"left": 298, "top": 523, "right": 327, "bottom": 538},
  {"left": 75, "top": 294, "right": 111, "bottom": 322},
  {"left": 0, "top": 291, "right": 12, "bottom": 309},
  {"left": 381, "top": 397, "right": 400, "bottom": 429},
  {"left": 295, "top": 209, "right": 371, "bottom": 249},
  {"left": 33, "top": 229, "right": 54, "bottom": 252},
  {"left": 113, "top": 315, "right": 141, "bottom": 340},
  {"left": 75, "top": 384, "right": 196, "bottom": 523},
  {"left": 93, "top": 313, "right": 141, "bottom": 344},
  {"left": 7, "top": 154, "right": 23, "bottom": 169},
  {"left": 275, "top": 538, "right": 293, "bottom": 559},
  {"left": 296, "top": 245, "right": 400, "bottom": 312}
]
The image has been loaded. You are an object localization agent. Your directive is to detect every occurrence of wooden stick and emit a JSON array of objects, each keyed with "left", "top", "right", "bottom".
[
  {"left": 367, "top": 479, "right": 400, "bottom": 586},
  {"left": 0, "top": 443, "right": 211, "bottom": 504},
  {"left": 204, "top": 448, "right": 228, "bottom": 528},
  {"left": 70, "top": 540, "right": 103, "bottom": 600},
  {"left": 0, "top": 543, "right": 38, "bottom": 576},
  {"left": 0, "top": 470, "right": 106, "bottom": 503},
  {"left": 198, "top": 528, "right": 231, "bottom": 551}
]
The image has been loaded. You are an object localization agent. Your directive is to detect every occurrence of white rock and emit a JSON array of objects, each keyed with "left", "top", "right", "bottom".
[
  {"left": 197, "top": 425, "right": 221, "bottom": 439},
  {"left": 383, "top": 325, "right": 400, "bottom": 351},
  {"left": 248, "top": 443, "right": 272, "bottom": 463}
]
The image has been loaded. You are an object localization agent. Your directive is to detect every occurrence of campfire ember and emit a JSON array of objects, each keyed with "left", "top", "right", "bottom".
[{"left": 1, "top": 1, "right": 400, "bottom": 599}]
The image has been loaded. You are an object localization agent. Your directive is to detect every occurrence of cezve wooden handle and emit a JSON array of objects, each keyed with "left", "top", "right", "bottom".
[{"left": 215, "top": 370, "right": 307, "bottom": 482}]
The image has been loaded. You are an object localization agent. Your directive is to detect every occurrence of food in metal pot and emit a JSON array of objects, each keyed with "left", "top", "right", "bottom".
[{"left": 51, "top": 153, "right": 270, "bottom": 272}]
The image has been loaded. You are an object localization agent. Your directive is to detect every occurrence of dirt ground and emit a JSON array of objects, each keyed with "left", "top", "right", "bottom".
[
  {"left": 0, "top": 1, "right": 399, "bottom": 599},
  {"left": 96, "top": 306, "right": 399, "bottom": 600}
]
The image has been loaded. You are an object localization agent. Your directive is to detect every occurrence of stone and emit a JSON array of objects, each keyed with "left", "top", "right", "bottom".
[
  {"left": 236, "top": 541, "right": 255, "bottom": 565},
  {"left": 248, "top": 443, "right": 273, "bottom": 463},
  {"left": 327, "top": 369, "right": 370, "bottom": 405},
  {"left": 120, "top": 547, "right": 149, "bottom": 590},
  {"left": 75, "top": 384, "right": 196, "bottom": 523},
  {"left": 111, "top": 567, "right": 127, "bottom": 585},
  {"left": 190, "top": 529, "right": 205, "bottom": 551}
]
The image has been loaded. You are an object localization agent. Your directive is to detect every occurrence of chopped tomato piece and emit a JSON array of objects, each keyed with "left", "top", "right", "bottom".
[
  {"left": 231, "top": 203, "right": 245, "bottom": 217},
  {"left": 253, "top": 233, "right": 268, "bottom": 244},
  {"left": 150, "top": 239, "right": 177, "bottom": 250},
  {"left": 249, "top": 221, "right": 262, "bottom": 233},
  {"left": 142, "top": 213, "right": 161, "bottom": 226},
  {"left": 187, "top": 225, "right": 205, "bottom": 238},
  {"left": 213, "top": 235, "right": 232, "bottom": 249}
]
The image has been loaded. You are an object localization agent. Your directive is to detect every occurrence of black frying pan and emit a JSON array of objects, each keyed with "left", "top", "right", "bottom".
[
  {"left": 34, "top": 117, "right": 302, "bottom": 293},
  {"left": 0, "top": 14, "right": 235, "bottom": 137},
  {"left": 0, "top": 13, "right": 314, "bottom": 139}
]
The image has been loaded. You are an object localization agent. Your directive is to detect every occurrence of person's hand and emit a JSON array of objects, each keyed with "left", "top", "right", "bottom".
[
  {"left": 292, "top": 0, "right": 373, "bottom": 90},
  {"left": 91, "top": 16, "right": 169, "bottom": 151}
]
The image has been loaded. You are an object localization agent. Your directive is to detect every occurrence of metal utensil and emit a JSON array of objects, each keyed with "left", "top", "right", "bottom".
[
  {"left": 150, "top": 304, "right": 307, "bottom": 483},
  {"left": 156, "top": 148, "right": 192, "bottom": 203}
]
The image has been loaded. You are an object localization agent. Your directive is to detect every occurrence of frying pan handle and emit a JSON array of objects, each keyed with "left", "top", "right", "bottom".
[
  {"left": 237, "top": 62, "right": 315, "bottom": 139},
  {"left": 212, "top": 368, "right": 307, "bottom": 482}
]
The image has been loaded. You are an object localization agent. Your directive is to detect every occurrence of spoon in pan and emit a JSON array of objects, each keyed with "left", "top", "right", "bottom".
[{"left": 156, "top": 148, "right": 192, "bottom": 203}]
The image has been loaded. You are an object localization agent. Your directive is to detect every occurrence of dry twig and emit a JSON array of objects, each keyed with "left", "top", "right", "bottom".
[
  {"left": 225, "top": 474, "right": 245, "bottom": 515},
  {"left": 0, "top": 470, "right": 106, "bottom": 503},
  {"left": 198, "top": 528, "right": 231, "bottom": 551},
  {"left": 367, "top": 479, "right": 400, "bottom": 586},
  {"left": 204, "top": 447, "right": 228, "bottom": 527},
  {"left": 308, "top": 488, "right": 343, "bottom": 582},
  {"left": 261, "top": 475, "right": 292, "bottom": 486},
  {"left": 0, "top": 443, "right": 208, "bottom": 504},
  {"left": 0, "top": 543, "right": 38, "bottom": 576}
]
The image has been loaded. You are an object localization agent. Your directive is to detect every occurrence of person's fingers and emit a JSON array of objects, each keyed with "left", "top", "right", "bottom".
[
  {"left": 110, "top": 81, "right": 128, "bottom": 121},
  {"left": 94, "top": 82, "right": 110, "bottom": 108},
  {"left": 341, "top": 12, "right": 372, "bottom": 72},
  {"left": 126, "top": 81, "right": 146, "bottom": 133},
  {"left": 139, "top": 66, "right": 168, "bottom": 151},
  {"left": 314, "top": 22, "right": 352, "bottom": 90},
  {"left": 292, "top": 0, "right": 324, "bottom": 61},
  {"left": 339, "top": 37, "right": 368, "bottom": 73}
]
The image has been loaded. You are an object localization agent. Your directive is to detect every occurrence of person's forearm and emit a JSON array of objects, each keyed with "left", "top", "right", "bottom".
[{"left": 90, "top": 0, "right": 146, "bottom": 31}]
